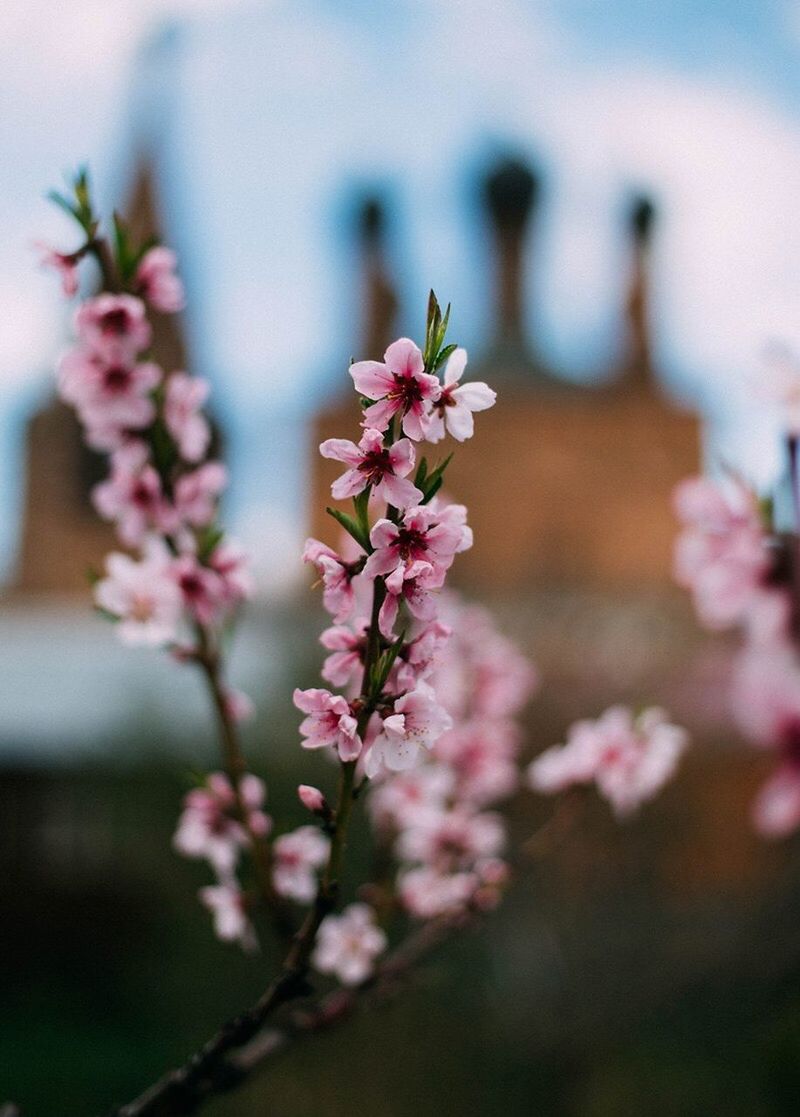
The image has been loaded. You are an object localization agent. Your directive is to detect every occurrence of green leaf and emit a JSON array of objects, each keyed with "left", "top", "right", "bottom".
[
  {"left": 47, "top": 190, "right": 80, "bottom": 223},
  {"left": 326, "top": 506, "right": 370, "bottom": 552},
  {"left": 414, "top": 456, "right": 429, "bottom": 489},
  {"left": 433, "top": 343, "right": 457, "bottom": 372},
  {"left": 419, "top": 452, "right": 453, "bottom": 502},
  {"left": 353, "top": 489, "right": 370, "bottom": 540},
  {"left": 197, "top": 525, "right": 225, "bottom": 563},
  {"left": 371, "top": 630, "right": 406, "bottom": 696}
]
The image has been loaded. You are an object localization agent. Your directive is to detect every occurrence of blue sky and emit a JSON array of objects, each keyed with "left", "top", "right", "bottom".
[{"left": 2, "top": 0, "right": 800, "bottom": 586}]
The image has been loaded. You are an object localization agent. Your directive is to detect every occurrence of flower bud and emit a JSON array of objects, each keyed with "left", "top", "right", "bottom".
[{"left": 298, "top": 784, "right": 326, "bottom": 814}]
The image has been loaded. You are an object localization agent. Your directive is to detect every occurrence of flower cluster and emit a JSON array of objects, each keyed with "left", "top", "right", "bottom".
[
  {"left": 673, "top": 467, "right": 800, "bottom": 837},
  {"left": 528, "top": 706, "right": 688, "bottom": 818}
]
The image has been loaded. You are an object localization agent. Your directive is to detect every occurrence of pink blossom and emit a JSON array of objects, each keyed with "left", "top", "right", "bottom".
[
  {"left": 58, "top": 346, "right": 160, "bottom": 438},
  {"left": 135, "top": 246, "right": 186, "bottom": 314},
  {"left": 398, "top": 866, "right": 477, "bottom": 920},
  {"left": 379, "top": 558, "right": 444, "bottom": 638},
  {"left": 320, "top": 427, "right": 422, "bottom": 508},
  {"left": 303, "top": 539, "right": 359, "bottom": 622},
  {"left": 752, "top": 766, "right": 800, "bottom": 838},
  {"left": 92, "top": 443, "right": 175, "bottom": 545},
  {"left": 673, "top": 475, "right": 768, "bottom": 630},
  {"left": 424, "top": 348, "right": 496, "bottom": 443},
  {"left": 298, "top": 785, "right": 327, "bottom": 814},
  {"left": 730, "top": 642, "right": 800, "bottom": 748},
  {"left": 529, "top": 706, "right": 688, "bottom": 817},
  {"left": 174, "top": 462, "right": 227, "bottom": 528},
  {"left": 94, "top": 548, "right": 182, "bottom": 647},
  {"left": 272, "top": 825, "right": 330, "bottom": 903},
  {"left": 350, "top": 337, "right": 440, "bottom": 441},
  {"left": 208, "top": 540, "right": 254, "bottom": 606},
  {"left": 433, "top": 721, "right": 520, "bottom": 806},
  {"left": 173, "top": 772, "right": 270, "bottom": 875},
  {"left": 223, "top": 688, "right": 255, "bottom": 724},
  {"left": 320, "top": 620, "right": 368, "bottom": 689},
  {"left": 396, "top": 804, "right": 505, "bottom": 869},
  {"left": 199, "top": 883, "right": 256, "bottom": 951},
  {"left": 164, "top": 373, "right": 211, "bottom": 463},
  {"left": 36, "top": 242, "right": 79, "bottom": 297},
  {"left": 294, "top": 688, "right": 362, "bottom": 761},
  {"left": 368, "top": 764, "right": 454, "bottom": 832},
  {"left": 312, "top": 903, "right": 387, "bottom": 985},
  {"left": 75, "top": 293, "right": 151, "bottom": 361},
  {"left": 364, "top": 684, "right": 453, "bottom": 777},
  {"left": 170, "top": 553, "right": 226, "bottom": 625},
  {"left": 391, "top": 620, "right": 452, "bottom": 691},
  {"left": 363, "top": 505, "right": 469, "bottom": 582}
]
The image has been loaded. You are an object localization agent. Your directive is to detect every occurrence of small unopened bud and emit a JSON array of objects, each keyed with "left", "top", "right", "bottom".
[
  {"left": 223, "top": 688, "right": 255, "bottom": 724},
  {"left": 298, "top": 784, "right": 326, "bottom": 814}
]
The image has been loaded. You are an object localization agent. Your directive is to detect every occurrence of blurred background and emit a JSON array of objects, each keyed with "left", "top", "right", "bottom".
[{"left": 4, "top": 1, "right": 800, "bottom": 1114}]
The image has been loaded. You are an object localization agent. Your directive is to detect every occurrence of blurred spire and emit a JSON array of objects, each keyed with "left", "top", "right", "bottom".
[
  {"left": 483, "top": 157, "right": 538, "bottom": 356},
  {"left": 356, "top": 194, "right": 398, "bottom": 360},
  {"left": 619, "top": 193, "right": 657, "bottom": 391}
]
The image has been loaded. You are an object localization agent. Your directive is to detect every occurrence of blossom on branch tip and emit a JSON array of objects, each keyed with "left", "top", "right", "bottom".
[
  {"left": 424, "top": 348, "right": 496, "bottom": 443},
  {"left": 58, "top": 347, "right": 160, "bottom": 444},
  {"left": 36, "top": 242, "right": 80, "bottom": 297},
  {"left": 350, "top": 337, "right": 440, "bottom": 441},
  {"left": 364, "top": 505, "right": 469, "bottom": 582},
  {"left": 379, "top": 559, "right": 444, "bottom": 638},
  {"left": 173, "top": 772, "right": 270, "bottom": 875},
  {"left": 298, "top": 784, "right": 326, "bottom": 813},
  {"left": 75, "top": 293, "right": 151, "bottom": 361},
  {"left": 294, "top": 688, "right": 362, "bottom": 761},
  {"left": 312, "top": 903, "right": 387, "bottom": 986},
  {"left": 94, "top": 548, "right": 182, "bottom": 647},
  {"left": 303, "top": 539, "right": 359, "bottom": 622},
  {"left": 135, "top": 246, "right": 186, "bottom": 314},
  {"left": 320, "top": 428, "right": 422, "bottom": 508},
  {"left": 174, "top": 462, "right": 227, "bottom": 528}
]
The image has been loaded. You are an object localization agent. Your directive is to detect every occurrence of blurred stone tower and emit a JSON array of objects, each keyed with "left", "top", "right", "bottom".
[
  {"left": 310, "top": 160, "right": 700, "bottom": 592},
  {"left": 14, "top": 158, "right": 190, "bottom": 595}
]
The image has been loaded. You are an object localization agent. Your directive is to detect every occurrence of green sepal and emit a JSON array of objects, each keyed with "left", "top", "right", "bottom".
[{"left": 326, "top": 506, "right": 371, "bottom": 552}]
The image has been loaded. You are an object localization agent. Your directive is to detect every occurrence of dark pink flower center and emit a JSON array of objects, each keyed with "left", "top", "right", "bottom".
[
  {"left": 102, "top": 365, "right": 133, "bottom": 393},
  {"left": 387, "top": 373, "right": 425, "bottom": 409},
  {"left": 394, "top": 528, "right": 428, "bottom": 562},
  {"left": 358, "top": 448, "right": 393, "bottom": 485},
  {"left": 780, "top": 718, "right": 800, "bottom": 767},
  {"left": 131, "top": 479, "right": 157, "bottom": 508},
  {"left": 100, "top": 308, "right": 133, "bottom": 336}
]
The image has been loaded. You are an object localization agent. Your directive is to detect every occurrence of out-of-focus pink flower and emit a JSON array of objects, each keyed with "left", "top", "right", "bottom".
[
  {"left": 36, "top": 242, "right": 80, "bottom": 297},
  {"left": 396, "top": 804, "right": 505, "bottom": 869},
  {"left": 94, "top": 548, "right": 182, "bottom": 647},
  {"left": 529, "top": 706, "right": 688, "bottom": 817},
  {"left": 379, "top": 559, "right": 444, "bottom": 638},
  {"left": 75, "top": 293, "right": 151, "bottom": 361},
  {"left": 391, "top": 620, "right": 452, "bottom": 692},
  {"left": 174, "top": 772, "right": 270, "bottom": 874},
  {"left": 164, "top": 373, "right": 211, "bottom": 463},
  {"left": 298, "top": 784, "right": 327, "bottom": 814},
  {"left": 368, "top": 764, "right": 454, "bottom": 832},
  {"left": 272, "top": 825, "right": 330, "bottom": 902},
  {"left": 320, "top": 620, "right": 368, "bottom": 689},
  {"left": 312, "top": 903, "right": 387, "bottom": 985},
  {"left": 135, "top": 246, "right": 186, "bottom": 314},
  {"left": 199, "top": 883, "right": 256, "bottom": 951},
  {"left": 364, "top": 684, "right": 453, "bottom": 777},
  {"left": 170, "top": 553, "right": 226, "bottom": 625},
  {"left": 752, "top": 766, "right": 800, "bottom": 838},
  {"left": 303, "top": 539, "right": 359, "bottom": 622},
  {"left": 398, "top": 866, "right": 477, "bottom": 919},
  {"left": 350, "top": 338, "right": 440, "bottom": 441},
  {"left": 672, "top": 475, "right": 768, "bottom": 630},
  {"left": 294, "top": 688, "right": 362, "bottom": 761},
  {"left": 174, "top": 462, "right": 227, "bottom": 528},
  {"left": 92, "top": 443, "right": 175, "bottom": 545},
  {"left": 731, "top": 642, "right": 800, "bottom": 748},
  {"left": 208, "top": 540, "right": 254, "bottom": 606},
  {"left": 364, "top": 505, "right": 469, "bottom": 582},
  {"left": 433, "top": 721, "right": 520, "bottom": 806},
  {"left": 424, "top": 348, "right": 496, "bottom": 443},
  {"left": 58, "top": 347, "right": 160, "bottom": 439},
  {"left": 223, "top": 688, "right": 255, "bottom": 724},
  {"left": 320, "top": 428, "right": 422, "bottom": 508}
]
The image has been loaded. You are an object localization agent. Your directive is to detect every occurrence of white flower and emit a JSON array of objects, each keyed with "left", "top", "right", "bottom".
[
  {"left": 312, "top": 903, "right": 387, "bottom": 986},
  {"left": 364, "top": 684, "right": 453, "bottom": 778},
  {"left": 272, "top": 825, "right": 330, "bottom": 903},
  {"left": 424, "top": 348, "right": 496, "bottom": 443},
  {"left": 94, "top": 545, "right": 182, "bottom": 647},
  {"left": 199, "top": 883, "right": 257, "bottom": 952}
]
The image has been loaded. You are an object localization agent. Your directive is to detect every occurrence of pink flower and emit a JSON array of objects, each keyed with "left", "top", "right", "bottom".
[
  {"left": 173, "top": 772, "right": 270, "bottom": 875},
  {"left": 170, "top": 553, "right": 226, "bottom": 625},
  {"left": 94, "top": 548, "right": 182, "bottom": 647},
  {"left": 36, "top": 242, "right": 80, "bottom": 297},
  {"left": 174, "top": 462, "right": 227, "bottom": 528},
  {"left": 368, "top": 764, "right": 454, "bottom": 832},
  {"left": 320, "top": 620, "right": 368, "bottom": 689},
  {"left": 529, "top": 706, "right": 688, "bottom": 817},
  {"left": 364, "top": 684, "right": 453, "bottom": 777},
  {"left": 294, "top": 688, "right": 362, "bottom": 761},
  {"left": 396, "top": 804, "right": 505, "bottom": 869},
  {"left": 208, "top": 540, "right": 254, "bottom": 606},
  {"left": 75, "top": 294, "right": 151, "bottom": 361},
  {"left": 302, "top": 539, "right": 358, "bottom": 622},
  {"left": 379, "top": 559, "right": 444, "bottom": 638},
  {"left": 673, "top": 475, "right": 768, "bottom": 630},
  {"left": 350, "top": 337, "right": 440, "bottom": 441},
  {"left": 424, "top": 348, "right": 496, "bottom": 443},
  {"left": 320, "top": 428, "right": 422, "bottom": 508},
  {"left": 164, "top": 373, "right": 211, "bottom": 463},
  {"left": 752, "top": 766, "right": 800, "bottom": 838},
  {"left": 58, "top": 347, "right": 160, "bottom": 438},
  {"left": 223, "top": 688, "right": 255, "bottom": 724},
  {"left": 391, "top": 620, "right": 452, "bottom": 691},
  {"left": 312, "top": 903, "right": 387, "bottom": 985},
  {"left": 92, "top": 443, "right": 175, "bottom": 545},
  {"left": 364, "top": 505, "right": 469, "bottom": 582},
  {"left": 398, "top": 866, "right": 477, "bottom": 920},
  {"left": 433, "top": 721, "right": 520, "bottom": 806},
  {"left": 199, "top": 883, "right": 256, "bottom": 951},
  {"left": 135, "top": 246, "right": 186, "bottom": 314},
  {"left": 298, "top": 785, "right": 327, "bottom": 814},
  {"left": 272, "top": 825, "right": 330, "bottom": 903}
]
